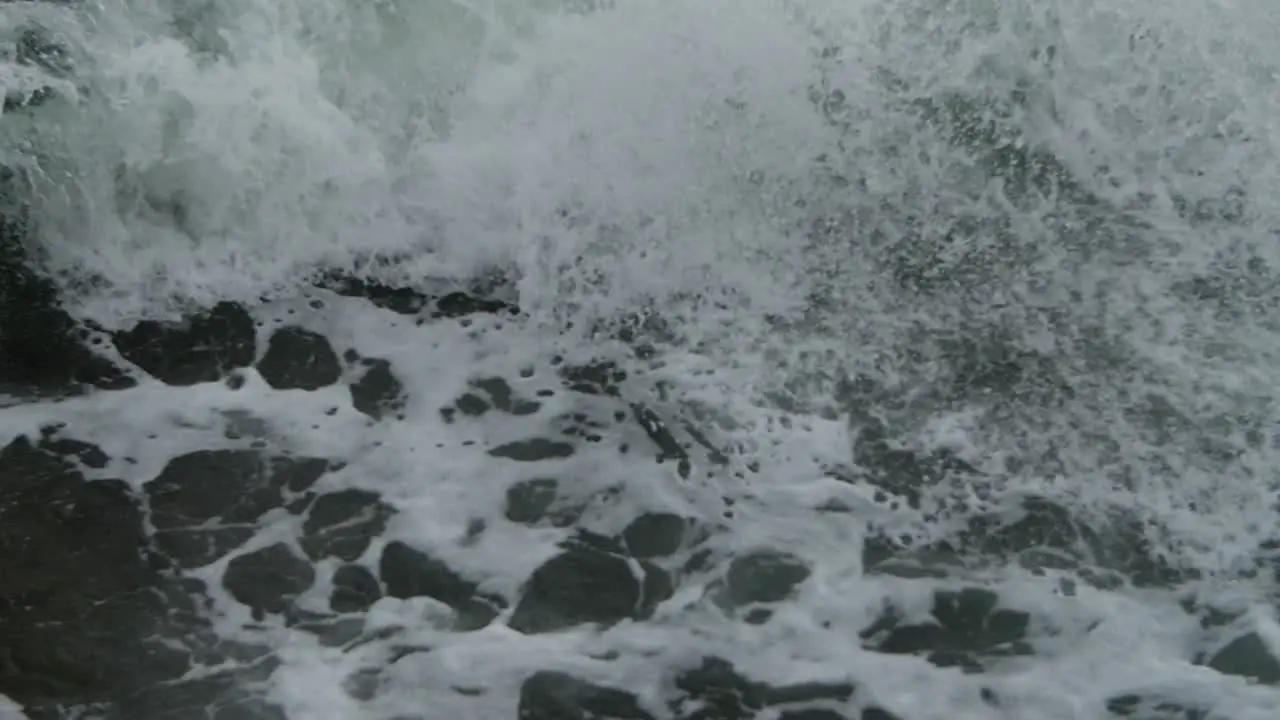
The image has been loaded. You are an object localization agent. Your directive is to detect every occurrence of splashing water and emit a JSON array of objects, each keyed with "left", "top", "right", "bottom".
[{"left": 3, "top": 0, "right": 1280, "bottom": 718}]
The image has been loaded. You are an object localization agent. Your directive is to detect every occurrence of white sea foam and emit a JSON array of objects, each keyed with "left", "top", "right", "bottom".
[{"left": 3, "top": 0, "right": 1280, "bottom": 717}]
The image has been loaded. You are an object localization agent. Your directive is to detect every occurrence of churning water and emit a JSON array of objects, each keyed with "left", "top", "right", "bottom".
[{"left": 3, "top": 0, "right": 1280, "bottom": 718}]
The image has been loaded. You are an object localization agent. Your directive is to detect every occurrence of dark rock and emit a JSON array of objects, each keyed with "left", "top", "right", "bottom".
[
  {"left": 289, "top": 613, "right": 366, "bottom": 648},
  {"left": 453, "top": 392, "right": 491, "bottom": 417},
  {"left": 861, "top": 588, "right": 1030, "bottom": 667},
  {"left": 1090, "top": 512, "right": 1197, "bottom": 588},
  {"left": 145, "top": 450, "right": 331, "bottom": 568},
  {"left": 316, "top": 275, "right": 430, "bottom": 315},
  {"left": 621, "top": 513, "right": 689, "bottom": 558},
  {"left": 509, "top": 547, "right": 673, "bottom": 634},
  {"left": 114, "top": 667, "right": 286, "bottom": 720},
  {"left": 0, "top": 436, "right": 272, "bottom": 714},
  {"left": 300, "top": 489, "right": 395, "bottom": 562},
  {"left": 1104, "top": 694, "right": 1207, "bottom": 719},
  {"left": 967, "top": 496, "right": 1080, "bottom": 556},
  {"left": 779, "top": 711, "right": 851, "bottom": 720},
  {"left": 560, "top": 360, "right": 627, "bottom": 396},
  {"left": 489, "top": 438, "right": 576, "bottom": 461},
  {"left": 561, "top": 528, "right": 629, "bottom": 556},
  {"left": 256, "top": 326, "right": 342, "bottom": 390},
  {"left": 1205, "top": 632, "right": 1280, "bottom": 684},
  {"left": 502, "top": 478, "right": 553, "bottom": 520},
  {"left": 632, "top": 404, "right": 691, "bottom": 478},
  {"left": 924, "top": 649, "right": 984, "bottom": 673},
  {"left": 38, "top": 431, "right": 110, "bottom": 469},
  {"left": 314, "top": 274, "right": 519, "bottom": 319},
  {"left": 433, "top": 291, "right": 517, "bottom": 319},
  {"left": 379, "top": 541, "right": 503, "bottom": 630},
  {"left": 670, "top": 657, "right": 854, "bottom": 720},
  {"left": 848, "top": 421, "right": 979, "bottom": 509},
  {"left": 940, "top": 496, "right": 1194, "bottom": 588},
  {"left": 1, "top": 180, "right": 135, "bottom": 392},
  {"left": 3, "top": 85, "right": 57, "bottom": 113},
  {"left": 330, "top": 564, "right": 383, "bottom": 614},
  {"left": 112, "top": 301, "right": 255, "bottom": 386},
  {"left": 222, "top": 543, "right": 316, "bottom": 616},
  {"left": 721, "top": 551, "right": 811, "bottom": 608},
  {"left": 471, "top": 376, "right": 540, "bottom": 415},
  {"left": 861, "top": 708, "right": 905, "bottom": 720},
  {"left": 518, "top": 671, "right": 656, "bottom": 720},
  {"left": 556, "top": 411, "right": 610, "bottom": 443},
  {"left": 350, "top": 358, "right": 405, "bottom": 419}
]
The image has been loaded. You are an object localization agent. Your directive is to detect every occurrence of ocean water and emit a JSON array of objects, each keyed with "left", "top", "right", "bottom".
[{"left": 2, "top": 0, "right": 1280, "bottom": 718}]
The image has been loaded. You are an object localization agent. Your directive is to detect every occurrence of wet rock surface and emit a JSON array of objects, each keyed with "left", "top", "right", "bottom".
[
  {"left": 717, "top": 550, "right": 812, "bottom": 609},
  {"left": 1104, "top": 694, "right": 1209, "bottom": 719},
  {"left": 256, "top": 326, "right": 343, "bottom": 390},
  {"left": 330, "top": 564, "right": 383, "bottom": 614},
  {"left": 349, "top": 356, "right": 406, "bottom": 419},
  {"left": 315, "top": 274, "right": 519, "bottom": 319},
  {"left": 503, "top": 477, "right": 587, "bottom": 527},
  {"left": 300, "top": 488, "right": 395, "bottom": 561},
  {"left": 0, "top": 435, "right": 282, "bottom": 718},
  {"left": 1, "top": 185, "right": 134, "bottom": 393},
  {"left": 222, "top": 543, "right": 317, "bottom": 617},
  {"left": 509, "top": 541, "right": 674, "bottom": 634},
  {"left": 379, "top": 541, "right": 505, "bottom": 631},
  {"left": 3, "top": 268, "right": 1273, "bottom": 719},
  {"left": 489, "top": 437, "right": 577, "bottom": 461},
  {"left": 669, "top": 657, "right": 854, "bottom": 720},
  {"left": 145, "top": 450, "right": 332, "bottom": 568},
  {"left": 1202, "top": 631, "right": 1280, "bottom": 685},
  {"left": 864, "top": 493, "right": 1194, "bottom": 590},
  {"left": 112, "top": 302, "right": 256, "bottom": 386},
  {"left": 621, "top": 512, "right": 690, "bottom": 558},
  {"left": 518, "top": 671, "right": 656, "bottom": 720},
  {"left": 859, "top": 588, "right": 1031, "bottom": 673}
]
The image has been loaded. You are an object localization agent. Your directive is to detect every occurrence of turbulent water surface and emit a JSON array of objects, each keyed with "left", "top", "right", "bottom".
[{"left": 2, "top": 0, "right": 1280, "bottom": 718}]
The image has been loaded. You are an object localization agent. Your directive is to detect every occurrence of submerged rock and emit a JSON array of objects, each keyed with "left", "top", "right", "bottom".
[
  {"left": 518, "top": 671, "right": 656, "bottom": 720},
  {"left": 509, "top": 546, "right": 673, "bottom": 634},
  {"left": 112, "top": 301, "right": 255, "bottom": 386},
  {"left": 256, "top": 326, "right": 343, "bottom": 390}
]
